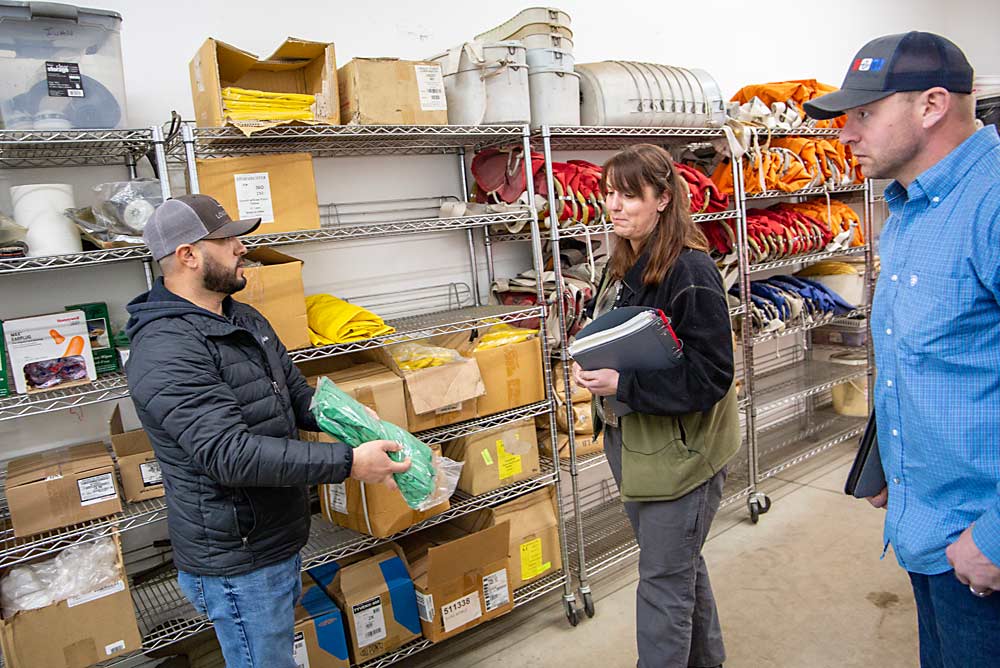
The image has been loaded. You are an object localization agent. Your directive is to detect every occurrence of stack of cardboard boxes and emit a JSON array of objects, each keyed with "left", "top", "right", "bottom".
[{"left": 539, "top": 361, "right": 604, "bottom": 459}]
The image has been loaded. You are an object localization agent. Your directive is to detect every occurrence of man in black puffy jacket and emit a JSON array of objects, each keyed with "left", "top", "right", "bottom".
[{"left": 126, "top": 194, "right": 409, "bottom": 668}]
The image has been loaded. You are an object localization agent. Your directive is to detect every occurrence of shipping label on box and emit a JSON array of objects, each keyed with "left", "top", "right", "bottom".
[
  {"left": 109, "top": 405, "right": 165, "bottom": 503},
  {"left": 401, "top": 523, "right": 513, "bottom": 643},
  {"left": 64, "top": 302, "right": 118, "bottom": 375},
  {"left": 3, "top": 310, "right": 97, "bottom": 394}
]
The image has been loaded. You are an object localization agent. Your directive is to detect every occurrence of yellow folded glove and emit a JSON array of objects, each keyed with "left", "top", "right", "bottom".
[{"left": 306, "top": 294, "right": 395, "bottom": 346}]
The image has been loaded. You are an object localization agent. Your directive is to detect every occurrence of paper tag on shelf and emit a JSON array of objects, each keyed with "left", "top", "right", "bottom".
[
  {"left": 78, "top": 472, "right": 117, "bottom": 506},
  {"left": 327, "top": 483, "right": 348, "bottom": 515},
  {"left": 104, "top": 640, "right": 126, "bottom": 656},
  {"left": 416, "top": 591, "right": 435, "bottom": 623},
  {"left": 234, "top": 172, "right": 275, "bottom": 224},
  {"left": 441, "top": 591, "right": 482, "bottom": 633},
  {"left": 293, "top": 630, "right": 310, "bottom": 668},
  {"left": 497, "top": 440, "right": 522, "bottom": 480},
  {"left": 140, "top": 460, "right": 163, "bottom": 486},
  {"left": 483, "top": 569, "right": 510, "bottom": 612},
  {"left": 353, "top": 597, "right": 387, "bottom": 647},
  {"left": 68, "top": 579, "right": 125, "bottom": 608},
  {"left": 414, "top": 65, "right": 447, "bottom": 112},
  {"left": 520, "top": 538, "right": 552, "bottom": 581}
]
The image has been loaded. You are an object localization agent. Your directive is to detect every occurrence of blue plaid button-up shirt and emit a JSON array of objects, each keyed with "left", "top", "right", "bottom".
[{"left": 872, "top": 126, "right": 1000, "bottom": 574}]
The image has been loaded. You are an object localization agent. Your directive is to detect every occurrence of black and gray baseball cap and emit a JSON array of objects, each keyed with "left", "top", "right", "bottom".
[
  {"left": 144, "top": 194, "right": 261, "bottom": 261},
  {"left": 804, "top": 32, "right": 974, "bottom": 120}
]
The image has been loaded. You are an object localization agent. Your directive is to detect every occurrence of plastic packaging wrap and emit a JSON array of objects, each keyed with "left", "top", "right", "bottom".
[
  {"left": 66, "top": 179, "right": 164, "bottom": 244},
  {"left": 1, "top": 537, "right": 119, "bottom": 616},
  {"left": 472, "top": 323, "right": 538, "bottom": 351},
  {"left": 388, "top": 342, "right": 463, "bottom": 370},
  {"left": 310, "top": 377, "right": 462, "bottom": 510}
]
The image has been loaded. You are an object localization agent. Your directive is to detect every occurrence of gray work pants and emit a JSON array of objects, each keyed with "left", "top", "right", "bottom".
[{"left": 604, "top": 425, "right": 727, "bottom": 668}]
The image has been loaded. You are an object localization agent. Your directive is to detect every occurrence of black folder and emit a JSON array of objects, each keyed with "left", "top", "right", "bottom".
[{"left": 844, "top": 412, "right": 886, "bottom": 498}]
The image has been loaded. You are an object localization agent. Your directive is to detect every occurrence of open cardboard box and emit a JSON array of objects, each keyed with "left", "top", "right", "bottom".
[{"left": 109, "top": 405, "right": 164, "bottom": 503}]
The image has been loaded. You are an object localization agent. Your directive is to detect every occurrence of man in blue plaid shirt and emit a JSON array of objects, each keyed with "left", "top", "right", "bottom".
[{"left": 806, "top": 32, "right": 1000, "bottom": 667}]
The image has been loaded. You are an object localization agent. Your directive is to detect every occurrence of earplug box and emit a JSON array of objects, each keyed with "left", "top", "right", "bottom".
[{"left": 3, "top": 310, "right": 97, "bottom": 394}]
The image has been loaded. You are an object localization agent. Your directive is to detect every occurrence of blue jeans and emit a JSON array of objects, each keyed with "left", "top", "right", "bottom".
[
  {"left": 909, "top": 570, "right": 1000, "bottom": 668},
  {"left": 178, "top": 553, "right": 302, "bottom": 668}
]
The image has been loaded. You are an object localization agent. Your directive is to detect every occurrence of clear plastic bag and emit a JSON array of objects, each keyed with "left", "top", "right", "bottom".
[
  {"left": 388, "top": 342, "right": 463, "bottom": 370},
  {"left": 1, "top": 537, "right": 119, "bottom": 616},
  {"left": 310, "top": 377, "right": 462, "bottom": 511},
  {"left": 66, "top": 179, "right": 163, "bottom": 244}
]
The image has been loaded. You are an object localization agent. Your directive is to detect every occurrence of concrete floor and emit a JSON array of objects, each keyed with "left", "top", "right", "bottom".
[{"left": 412, "top": 445, "right": 919, "bottom": 668}]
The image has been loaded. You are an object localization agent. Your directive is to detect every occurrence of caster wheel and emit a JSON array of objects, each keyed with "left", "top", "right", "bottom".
[
  {"left": 748, "top": 494, "right": 773, "bottom": 524},
  {"left": 583, "top": 591, "right": 595, "bottom": 618},
  {"left": 759, "top": 494, "right": 773, "bottom": 515},
  {"left": 566, "top": 604, "right": 580, "bottom": 627},
  {"left": 749, "top": 499, "right": 761, "bottom": 524}
]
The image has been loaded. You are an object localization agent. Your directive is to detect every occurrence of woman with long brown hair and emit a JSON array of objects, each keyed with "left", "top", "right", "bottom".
[{"left": 573, "top": 143, "right": 740, "bottom": 668}]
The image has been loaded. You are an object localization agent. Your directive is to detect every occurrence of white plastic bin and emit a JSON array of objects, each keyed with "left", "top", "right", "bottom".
[
  {"left": 0, "top": 1, "right": 128, "bottom": 130},
  {"left": 528, "top": 68, "right": 579, "bottom": 128},
  {"left": 830, "top": 351, "right": 868, "bottom": 417},
  {"left": 433, "top": 41, "right": 531, "bottom": 125},
  {"left": 475, "top": 7, "right": 571, "bottom": 42},
  {"left": 526, "top": 47, "right": 574, "bottom": 72}
]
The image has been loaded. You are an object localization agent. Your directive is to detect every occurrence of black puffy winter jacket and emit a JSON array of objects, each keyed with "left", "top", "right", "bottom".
[{"left": 125, "top": 279, "right": 352, "bottom": 576}]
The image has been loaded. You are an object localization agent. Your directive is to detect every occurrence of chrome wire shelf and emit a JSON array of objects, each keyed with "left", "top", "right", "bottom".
[
  {"left": 756, "top": 407, "right": 866, "bottom": 481},
  {"left": 417, "top": 400, "right": 551, "bottom": 446},
  {"left": 0, "top": 372, "right": 130, "bottom": 422},
  {"left": 170, "top": 124, "right": 527, "bottom": 160},
  {"left": 745, "top": 183, "right": 866, "bottom": 200},
  {"left": 288, "top": 305, "right": 542, "bottom": 363},
  {"left": 753, "top": 360, "right": 868, "bottom": 414},
  {"left": 0, "top": 128, "right": 155, "bottom": 168},
  {"left": 534, "top": 125, "right": 727, "bottom": 151},
  {"left": 748, "top": 244, "right": 867, "bottom": 273},
  {"left": 751, "top": 307, "right": 870, "bottom": 343},
  {"left": 490, "top": 208, "right": 738, "bottom": 243},
  {"left": 0, "top": 246, "right": 151, "bottom": 274}
]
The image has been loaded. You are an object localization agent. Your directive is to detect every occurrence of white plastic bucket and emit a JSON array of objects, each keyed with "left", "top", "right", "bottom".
[
  {"left": 830, "top": 351, "right": 868, "bottom": 417},
  {"left": 526, "top": 47, "right": 574, "bottom": 72},
  {"left": 475, "top": 8, "right": 572, "bottom": 42},
  {"left": 812, "top": 270, "right": 865, "bottom": 306},
  {"left": 10, "top": 183, "right": 81, "bottom": 256},
  {"left": 528, "top": 68, "right": 580, "bottom": 128},
  {"left": 436, "top": 42, "right": 531, "bottom": 125},
  {"left": 520, "top": 30, "right": 574, "bottom": 51}
]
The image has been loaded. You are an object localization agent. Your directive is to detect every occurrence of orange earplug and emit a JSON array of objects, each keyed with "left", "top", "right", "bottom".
[
  {"left": 63, "top": 335, "right": 85, "bottom": 357},
  {"left": 49, "top": 329, "right": 65, "bottom": 345}
]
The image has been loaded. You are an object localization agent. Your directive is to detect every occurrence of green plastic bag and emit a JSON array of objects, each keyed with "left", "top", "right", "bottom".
[{"left": 310, "top": 376, "right": 461, "bottom": 510}]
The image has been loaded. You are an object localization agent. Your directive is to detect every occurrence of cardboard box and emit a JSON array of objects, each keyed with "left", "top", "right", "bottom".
[
  {"left": 443, "top": 419, "right": 540, "bottom": 496},
  {"left": 338, "top": 58, "right": 447, "bottom": 125},
  {"left": 539, "top": 430, "right": 605, "bottom": 459},
  {"left": 300, "top": 358, "right": 408, "bottom": 430},
  {"left": 541, "top": 399, "right": 594, "bottom": 435},
  {"left": 6, "top": 442, "right": 122, "bottom": 537},
  {"left": 373, "top": 346, "right": 484, "bottom": 433},
  {"left": 190, "top": 37, "right": 339, "bottom": 127},
  {"left": 302, "top": 429, "right": 450, "bottom": 537},
  {"left": 295, "top": 575, "right": 351, "bottom": 668},
  {"left": 0, "top": 535, "right": 141, "bottom": 668},
  {"left": 552, "top": 361, "right": 591, "bottom": 404},
  {"left": 232, "top": 248, "right": 310, "bottom": 351},
  {"left": 64, "top": 302, "right": 118, "bottom": 375},
  {"left": 307, "top": 547, "right": 421, "bottom": 664},
  {"left": 109, "top": 405, "right": 164, "bottom": 503},
  {"left": 399, "top": 523, "right": 514, "bottom": 643},
  {"left": 3, "top": 310, "right": 97, "bottom": 394},
  {"left": 196, "top": 153, "right": 321, "bottom": 236},
  {"left": 471, "top": 337, "right": 545, "bottom": 417},
  {"left": 452, "top": 487, "right": 562, "bottom": 591},
  {"left": 0, "top": 321, "right": 9, "bottom": 398}
]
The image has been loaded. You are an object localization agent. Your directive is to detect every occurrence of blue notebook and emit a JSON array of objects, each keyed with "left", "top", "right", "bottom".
[{"left": 569, "top": 306, "right": 683, "bottom": 416}]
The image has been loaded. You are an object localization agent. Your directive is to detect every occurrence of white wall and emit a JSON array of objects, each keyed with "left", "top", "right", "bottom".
[{"left": 2, "top": 0, "right": 994, "bottom": 456}]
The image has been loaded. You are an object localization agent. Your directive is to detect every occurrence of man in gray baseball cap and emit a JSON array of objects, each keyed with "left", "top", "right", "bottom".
[
  {"left": 125, "top": 194, "right": 410, "bottom": 668},
  {"left": 808, "top": 33, "right": 1000, "bottom": 668}
]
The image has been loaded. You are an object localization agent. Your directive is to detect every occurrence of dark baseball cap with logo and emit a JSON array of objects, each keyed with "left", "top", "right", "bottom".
[
  {"left": 144, "top": 194, "right": 261, "bottom": 261},
  {"left": 804, "top": 31, "right": 974, "bottom": 120}
]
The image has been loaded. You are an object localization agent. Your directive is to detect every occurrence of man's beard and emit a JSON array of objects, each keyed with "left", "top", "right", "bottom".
[{"left": 202, "top": 254, "right": 246, "bottom": 295}]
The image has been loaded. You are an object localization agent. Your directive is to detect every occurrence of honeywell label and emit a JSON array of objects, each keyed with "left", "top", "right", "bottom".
[
  {"left": 483, "top": 569, "right": 510, "bottom": 612},
  {"left": 352, "top": 597, "right": 387, "bottom": 647},
  {"left": 293, "top": 630, "right": 310, "bottom": 668},
  {"left": 78, "top": 472, "right": 117, "bottom": 506},
  {"left": 140, "top": 460, "right": 163, "bottom": 486},
  {"left": 46, "top": 61, "right": 85, "bottom": 98},
  {"left": 441, "top": 591, "right": 482, "bottom": 633},
  {"left": 328, "top": 483, "right": 348, "bottom": 514},
  {"left": 416, "top": 591, "right": 435, "bottom": 622},
  {"left": 233, "top": 172, "right": 275, "bottom": 223},
  {"left": 68, "top": 579, "right": 125, "bottom": 608},
  {"left": 104, "top": 640, "right": 126, "bottom": 656},
  {"left": 414, "top": 65, "right": 447, "bottom": 111}
]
